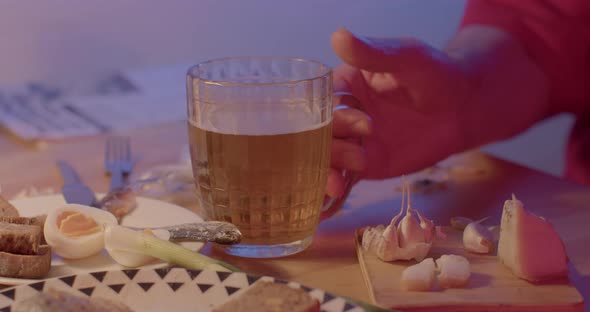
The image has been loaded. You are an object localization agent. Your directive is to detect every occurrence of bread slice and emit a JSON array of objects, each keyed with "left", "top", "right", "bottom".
[
  {"left": 13, "top": 287, "right": 134, "bottom": 312},
  {"left": 0, "top": 195, "right": 19, "bottom": 217},
  {"left": 0, "top": 215, "right": 45, "bottom": 226},
  {"left": 0, "top": 222, "right": 42, "bottom": 255},
  {"left": 0, "top": 245, "right": 51, "bottom": 279},
  {"left": 214, "top": 281, "right": 320, "bottom": 312}
]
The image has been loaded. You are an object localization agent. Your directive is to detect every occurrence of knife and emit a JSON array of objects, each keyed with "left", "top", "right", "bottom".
[
  {"left": 56, "top": 160, "right": 241, "bottom": 244},
  {"left": 56, "top": 160, "right": 98, "bottom": 207},
  {"left": 56, "top": 161, "right": 241, "bottom": 245}
]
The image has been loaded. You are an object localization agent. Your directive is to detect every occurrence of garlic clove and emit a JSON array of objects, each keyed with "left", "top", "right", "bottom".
[
  {"left": 398, "top": 212, "right": 425, "bottom": 248},
  {"left": 436, "top": 254, "right": 471, "bottom": 288},
  {"left": 415, "top": 209, "right": 435, "bottom": 243},
  {"left": 397, "top": 179, "right": 425, "bottom": 247},
  {"left": 400, "top": 258, "right": 436, "bottom": 291},
  {"left": 463, "top": 221, "right": 495, "bottom": 254},
  {"left": 376, "top": 224, "right": 400, "bottom": 261}
]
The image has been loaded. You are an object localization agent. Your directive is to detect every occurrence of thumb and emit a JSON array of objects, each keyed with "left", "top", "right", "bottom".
[{"left": 330, "top": 27, "right": 446, "bottom": 82}]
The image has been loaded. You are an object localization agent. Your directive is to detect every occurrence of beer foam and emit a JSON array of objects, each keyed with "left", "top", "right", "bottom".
[{"left": 189, "top": 108, "right": 331, "bottom": 135}]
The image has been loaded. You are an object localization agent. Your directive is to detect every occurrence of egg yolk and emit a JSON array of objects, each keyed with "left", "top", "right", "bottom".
[{"left": 56, "top": 211, "right": 101, "bottom": 237}]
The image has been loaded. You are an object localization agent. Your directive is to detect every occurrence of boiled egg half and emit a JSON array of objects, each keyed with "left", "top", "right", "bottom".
[{"left": 44, "top": 204, "right": 118, "bottom": 259}]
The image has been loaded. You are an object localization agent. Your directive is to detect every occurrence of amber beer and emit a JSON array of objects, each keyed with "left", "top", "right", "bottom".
[
  {"left": 187, "top": 56, "right": 337, "bottom": 257},
  {"left": 188, "top": 117, "right": 332, "bottom": 246}
]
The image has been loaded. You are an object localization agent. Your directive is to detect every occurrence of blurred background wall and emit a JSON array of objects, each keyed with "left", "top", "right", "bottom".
[
  {"left": 0, "top": 0, "right": 466, "bottom": 84},
  {"left": 0, "top": 0, "right": 574, "bottom": 177}
]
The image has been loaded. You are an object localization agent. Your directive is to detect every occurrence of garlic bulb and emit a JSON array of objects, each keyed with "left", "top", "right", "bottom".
[{"left": 362, "top": 177, "right": 435, "bottom": 262}]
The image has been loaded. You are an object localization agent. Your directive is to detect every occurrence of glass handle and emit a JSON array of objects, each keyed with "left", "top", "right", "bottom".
[
  {"left": 320, "top": 93, "right": 364, "bottom": 221},
  {"left": 320, "top": 167, "right": 360, "bottom": 221}
]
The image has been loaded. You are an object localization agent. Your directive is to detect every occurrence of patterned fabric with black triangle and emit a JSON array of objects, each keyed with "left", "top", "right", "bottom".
[{"left": 0, "top": 268, "right": 363, "bottom": 312}]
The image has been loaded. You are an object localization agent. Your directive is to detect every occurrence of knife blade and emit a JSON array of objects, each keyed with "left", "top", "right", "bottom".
[
  {"left": 56, "top": 160, "right": 98, "bottom": 207},
  {"left": 129, "top": 221, "right": 242, "bottom": 245}
]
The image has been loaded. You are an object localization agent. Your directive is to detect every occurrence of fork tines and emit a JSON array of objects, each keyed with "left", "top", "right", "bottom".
[{"left": 104, "top": 136, "right": 132, "bottom": 176}]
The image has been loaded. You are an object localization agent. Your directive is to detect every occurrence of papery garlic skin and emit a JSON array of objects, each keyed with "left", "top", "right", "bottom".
[
  {"left": 362, "top": 225, "right": 384, "bottom": 251},
  {"left": 400, "top": 258, "right": 436, "bottom": 291},
  {"left": 363, "top": 224, "right": 400, "bottom": 261},
  {"left": 463, "top": 222, "right": 495, "bottom": 254},
  {"left": 497, "top": 194, "right": 568, "bottom": 282}
]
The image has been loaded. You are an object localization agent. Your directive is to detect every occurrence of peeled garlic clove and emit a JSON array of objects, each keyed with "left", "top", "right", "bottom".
[
  {"left": 450, "top": 216, "right": 474, "bottom": 230},
  {"left": 400, "top": 258, "right": 436, "bottom": 291},
  {"left": 463, "top": 222, "right": 495, "bottom": 254},
  {"left": 436, "top": 254, "right": 471, "bottom": 288}
]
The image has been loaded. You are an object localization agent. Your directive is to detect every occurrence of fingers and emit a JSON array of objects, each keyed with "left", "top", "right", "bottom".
[
  {"left": 334, "top": 90, "right": 362, "bottom": 110},
  {"left": 331, "top": 139, "right": 366, "bottom": 173},
  {"left": 332, "top": 106, "right": 371, "bottom": 138},
  {"left": 333, "top": 63, "right": 359, "bottom": 93},
  {"left": 326, "top": 168, "right": 345, "bottom": 198},
  {"left": 330, "top": 27, "right": 445, "bottom": 84}
]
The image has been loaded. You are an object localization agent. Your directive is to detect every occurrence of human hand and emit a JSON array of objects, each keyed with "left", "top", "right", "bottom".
[{"left": 327, "top": 28, "right": 473, "bottom": 198}]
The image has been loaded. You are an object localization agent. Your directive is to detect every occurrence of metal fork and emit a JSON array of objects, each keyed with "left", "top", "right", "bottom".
[{"left": 104, "top": 136, "right": 133, "bottom": 191}]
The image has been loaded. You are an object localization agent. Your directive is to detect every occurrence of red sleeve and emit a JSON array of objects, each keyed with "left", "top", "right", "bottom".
[{"left": 460, "top": 0, "right": 590, "bottom": 115}]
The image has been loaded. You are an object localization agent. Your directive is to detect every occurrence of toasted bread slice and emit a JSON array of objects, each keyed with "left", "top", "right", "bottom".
[
  {"left": 214, "top": 281, "right": 320, "bottom": 312},
  {"left": 0, "top": 215, "right": 47, "bottom": 244},
  {"left": 13, "top": 287, "right": 134, "bottom": 312},
  {"left": 0, "top": 195, "right": 19, "bottom": 217},
  {"left": 0, "top": 215, "right": 45, "bottom": 227},
  {"left": 0, "top": 222, "right": 42, "bottom": 255},
  {"left": 0, "top": 245, "right": 51, "bottom": 279}
]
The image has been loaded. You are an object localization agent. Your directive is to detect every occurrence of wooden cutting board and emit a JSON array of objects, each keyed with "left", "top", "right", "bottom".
[{"left": 355, "top": 227, "right": 584, "bottom": 312}]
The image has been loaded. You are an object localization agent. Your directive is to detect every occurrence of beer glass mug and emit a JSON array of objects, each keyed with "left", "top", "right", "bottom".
[{"left": 186, "top": 56, "right": 356, "bottom": 258}]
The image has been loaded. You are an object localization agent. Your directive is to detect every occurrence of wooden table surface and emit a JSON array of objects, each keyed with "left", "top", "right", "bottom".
[{"left": 1, "top": 121, "right": 589, "bottom": 310}]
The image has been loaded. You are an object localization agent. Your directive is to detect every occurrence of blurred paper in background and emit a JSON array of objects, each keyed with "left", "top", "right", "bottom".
[{"left": 0, "top": 64, "right": 190, "bottom": 141}]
